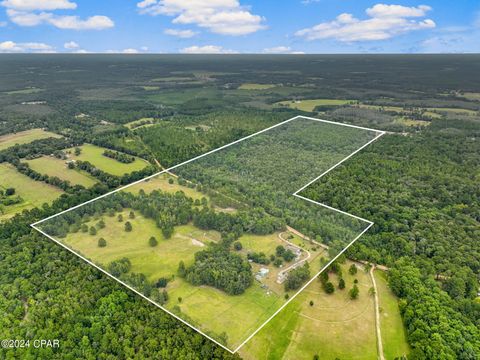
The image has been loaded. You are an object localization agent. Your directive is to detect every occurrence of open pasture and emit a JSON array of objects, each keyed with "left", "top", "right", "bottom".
[
  {"left": 25, "top": 156, "right": 98, "bottom": 187},
  {"left": 66, "top": 144, "right": 150, "bottom": 176},
  {"left": 0, "top": 128, "right": 62, "bottom": 151},
  {"left": 0, "top": 162, "right": 64, "bottom": 220}
]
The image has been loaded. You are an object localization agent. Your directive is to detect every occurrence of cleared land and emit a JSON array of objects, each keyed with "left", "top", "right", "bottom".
[
  {"left": 25, "top": 156, "right": 98, "bottom": 187},
  {"left": 126, "top": 173, "right": 208, "bottom": 202},
  {"left": 0, "top": 129, "right": 62, "bottom": 151},
  {"left": 0, "top": 163, "right": 64, "bottom": 220},
  {"left": 375, "top": 270, "right": 410, "bottom": 359},
  {"left": 238, "top": 84, "right": 277, "bottom": 90},
  {"left": 59, "top": 208, "right": 318, "bottom": 348},
  {"left": 275, "top": 99, "right": 355, "bottom": 112},
  {"left": 66, "top": 144, "right": 150, "bottom": 176},
  {"left": 240, "top": 262, "right": 409, "bottom": 360},
  {"left": 4, "top": 87, "right": 43, "bottom": 95}
]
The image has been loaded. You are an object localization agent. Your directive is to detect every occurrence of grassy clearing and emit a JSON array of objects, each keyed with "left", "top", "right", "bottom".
[
  {"left": 275, "top": 99, "right": 355, "bottom": 112},
  {"left": 4, "top": 87, "right": 43, "bottom": 95},
  {"left": 58, "top": 197, "right": 327, "bottom": 349},
  {"left": 61, "top": 211, "right": 291, "bottom": 348},
  {"left": 458, "top": 92, "right": 480, "bottom": 101},
  {"left": 0, "top": 129, "right": 62, "bottom": 151},
  {"left": 357, "top": 104, "right": 443, "bottom": 120},
  {"left": 25, "top": 156, "right": 98, "bottom": 187},
  {"left": 375, "top": 270, "right": 410, "bottom": 359},
  {"left": 426, "top": 107, "right": 478, "bottom": 116},
  {"left": 238, "top": 83, "right": 277, "bottom": 90},
  {"left": 124, "top": 117, "right": 158, "bottom": 129},
  {"left": 240, "top": 261, "right": 377, "bottom": 360},
  {"left": 0, "top": 162, "right": 64, "bottom": 220},
  {"left": 125, "top": 173, "right": 208, "bottom": 201},
  {"left": 66, "top": 144, "right": 150, "bottom": 176}
]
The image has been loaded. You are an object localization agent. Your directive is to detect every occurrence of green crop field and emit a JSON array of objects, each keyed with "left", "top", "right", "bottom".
[
  {"left": 25, "top": 156, "right": 98, "bottom": 187},
  {"left": 66, "top": 144, "right": 150, "bottom": 176},
  {"left": 275, "top": 99, "right": 355, "bottom": 112},
  {"left": 0, "top": 162, "right": 64, "bottom": 220},
  {"left": 4, "top": 87, "right": 43, "bottom": 95},
  {"left": 0, "top": 128, "right": 62, "bottom": 151}
]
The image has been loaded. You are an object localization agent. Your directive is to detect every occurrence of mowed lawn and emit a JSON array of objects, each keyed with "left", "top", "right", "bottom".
[
  {"left": 241, "top": 262, "right": 381, "bottom": 360},
  {"left": 66, "top": 144, "right": 150, "bottom": 176},
  {"left": 0, "top": 128, "right": 62, "bottom": 151},
  {"left": 25, "top": 156, "right": 98, "bottom": 187},
  {"left": 0, "top": 162, "right": 64, "bottom": 220},
  {"left": 275, "top": 99, "right": 355, "bottom": 112}
]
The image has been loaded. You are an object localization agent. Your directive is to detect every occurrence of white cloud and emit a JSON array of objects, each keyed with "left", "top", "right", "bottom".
[
  {"left": 2, "top": 0, "right": 114, "bottom": 30},
  {"left": 0, "top": 20, "right": 6, "bottom": 26},
  {"left": 180, "top": 45, "right": 237, "bottom": 54},
  {"left": 0, "top": 40, "right": 54, "bottom": 52},
  {"left": 122, "top": 48, "right": 139, "bottom": 54},
  {"left": 48, "top": 15, "right": 113, "bottom": 30},
  {"left": 137, "top": 0, "right": 266, "bottom": 35},
  {"left": 64, "top": 40, "right": 79, "bottom": 49},
  {"left": 296, "top": 3, "right": 435, "bottom": 42},
  {"left": 164, "top": 28, "right": 197, "bottom": 38},
  {"left": 6, "top": 9, "right": 114, "bottom": 29},
  {"left": 262, "top": 46, "right": 304, "bottom": 54},
  {"left": 1, "top": 0, "right": 76, "bottom": 11}
]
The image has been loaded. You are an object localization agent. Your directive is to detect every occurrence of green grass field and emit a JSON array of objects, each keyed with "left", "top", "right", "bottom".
[
  {"left": 25, "top": 156, "right": 98, "bottom": 187},
  {"left": 66, "top": 144, "right": 150, "bottom": 176},
  {"left": 125, "top": 173, "right": 208, "bottom": 201},
  {"left": 375, "top": 270, "right": 410, "bottom": 359},
  {"left": 58, "top": 204, "right": 330, "bottom": 349},
  {"left": 238, "top": 83, "right": 277, "bottom": 90},
  {"left": 0, "top": 128, "right": 62, "bottom": 151},
  {"left": 240, "top": 262, "right": 408, "bottom": 360},
  {"left": 0, "top": 162, "right": 64, "bottom": 220},
  {"left": 275, "top": 99, "right": 355, "bottom": 112},
  {"left": 4, "top": 87, "right": 43, "bottom": 95}
]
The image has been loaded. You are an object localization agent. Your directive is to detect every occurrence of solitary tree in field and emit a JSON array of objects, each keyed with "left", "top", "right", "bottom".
[
  {"left": 349, "top": 264, "right": 358, "bottom": 275},
  {"left": 309, "top": 300, "right": 314, "bottom": 306},
  {"left": 369, "top": 287, "right": 376, "bottom": 296},
  {"left": 117, "top": 214, "right": 123, "bottom": 222},
  {"left": 178, "top": 297, "right": 182, "bottom": 303},
  {"left": 349, "top": 284, "right": 359, "bottom": 300},
  {"left": 129, "top": 211, "right": 135, "bottom": 219},
  {"left": 178, "top": 261, "right": 186, "bottom": 277},
  {"left": 124, "top": 221, "right": 132, "bottom": 232},
  {"left": 324, "top": 282, "right": 335, "bottom": 294},
  {"left": 98, "top": 238, "right": 107, "bottom": 247},
  {"left": 89, "top": 226, "right": 97, "bottom": 236},
  {"left": 168, "top": 178, "right": 174, "bottom": 184},
  {"left": 338, "top": 278, "right": 346, "bottom": 290},
  {"left": 5, "top": 188, "right": 15, "bottom": 196},
  {"left": 81, "top": 224, "right": 88, "bottom": 233},
  {"left": 74, "top": 147, "right": 81, "bottom": 156},
  {"left": 233, "top": 241, "right": 242, "bottom": 251},
  {"left": 97, "top": 219, "right": 105, "bottom": 229},
  {"left": 149, "top": 236, "right": 158, "bottom": 247}
]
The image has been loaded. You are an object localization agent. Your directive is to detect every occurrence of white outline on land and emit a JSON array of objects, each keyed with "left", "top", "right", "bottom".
[{"left": 31, "top": 115, "right": 385, "bottom": 354}]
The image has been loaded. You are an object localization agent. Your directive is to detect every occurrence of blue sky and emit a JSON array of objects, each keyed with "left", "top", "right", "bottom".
[{"left": 0, "top": 0, "right": 478, "bottom": 53}]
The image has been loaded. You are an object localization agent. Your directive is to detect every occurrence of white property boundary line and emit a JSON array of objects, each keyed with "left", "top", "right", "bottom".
[{"left": 31, "top": 115, "right": 385, "bottom": 354}]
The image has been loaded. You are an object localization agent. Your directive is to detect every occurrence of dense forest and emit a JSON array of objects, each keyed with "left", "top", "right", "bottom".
[{"left": 0, "top": 55, "right": 479, "bottom": 359}]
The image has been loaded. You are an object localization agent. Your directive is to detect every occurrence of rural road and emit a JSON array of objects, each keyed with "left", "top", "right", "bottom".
[{"left": 370, "top": 266, "right": 385, "bottom": 360}]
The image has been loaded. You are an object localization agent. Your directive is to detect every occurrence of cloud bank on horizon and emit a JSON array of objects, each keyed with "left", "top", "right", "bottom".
[{"left": 0, "top": 0, "right": 478, "bottom": 53}]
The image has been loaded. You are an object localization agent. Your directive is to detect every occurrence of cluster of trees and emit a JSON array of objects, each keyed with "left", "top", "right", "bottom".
[
  {"left": 180, "top": 246, "right": 253, "bottom": 295},
  {"left": 303, "top": 121, "right": 480, "bottom": 357},
  {"left": 284, "top": 263, "right": 311, "bottom": 291},
  {"left": 0, "top": 187, "right": 22, "bottom": 208},
  {"left": 103, "top": 149, "right": 135, "bottom": 164}
]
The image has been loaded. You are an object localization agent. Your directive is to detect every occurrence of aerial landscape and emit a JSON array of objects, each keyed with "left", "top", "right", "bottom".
[{"left": 0, "top": 1, "right": 479, "bottom": 359}]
